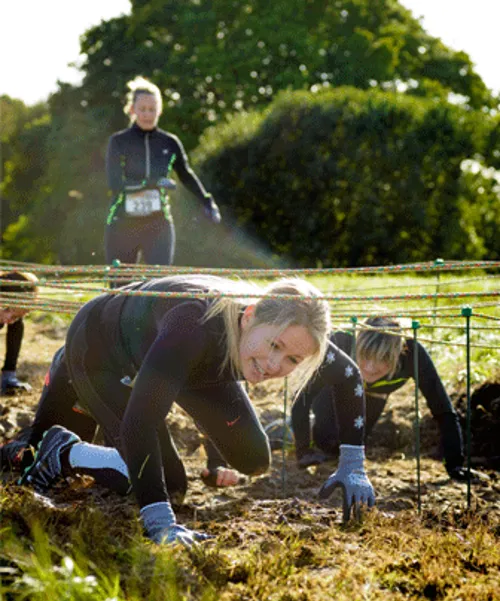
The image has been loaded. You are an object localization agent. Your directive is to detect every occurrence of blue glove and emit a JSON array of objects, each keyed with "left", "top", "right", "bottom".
[
  {"left": 204, "top": 196, "right": 221, "bottom": 224},
  {"left": 156, "top": 177, "right": 177, "bottom": 190},
  {"left": 140, "top": 502, "right": 212, "bottom": 547},
  {"left": 318, "top": 445, "right": 375, "bottom": 522}
]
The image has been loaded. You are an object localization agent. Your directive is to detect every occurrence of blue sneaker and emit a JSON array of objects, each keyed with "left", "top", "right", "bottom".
[
  {"left": 18, "top": 425, "right": 80, "bottom": 492},
  {"left": 1, "top": 373, "right": 32, "bottom": 395}
]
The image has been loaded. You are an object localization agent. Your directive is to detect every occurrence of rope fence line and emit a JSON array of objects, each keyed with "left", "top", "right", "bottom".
[
  {"left": 2, "top": 260, "right": 499, "bottom": 512},
  {"left": 334, "top": 321, "right": 500, "bottom": 350},
  {"left": 3, "top": 281, "right": 500, "bottom": 305},
  {"left": 3, "top": 258, "right": 500, "bottom": 278},
  {"left": 325, "top": 300, "right": 500, "bottom": 315},
  {"left": 4, "top": 297, "right": 500, "bottom": 336},
  {"left": 330, "top": 318, "right": 500, "bottom": 331},
  {"left": 3, "top": 304, "right": 500, "bottom": 353},
  {"left": 474, "top": 311, "right": 500, "bottom": 322},
  {"left": 6, "top": 292, "right": 500, "bottom": 319},
  {"left": 31, "top": 271, "right": 500, "bottom": 293}
]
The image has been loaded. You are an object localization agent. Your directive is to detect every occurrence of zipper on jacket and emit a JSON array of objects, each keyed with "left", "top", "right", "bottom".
[{"left": 145, "top": 133, "right": 151, "bottom": 180}]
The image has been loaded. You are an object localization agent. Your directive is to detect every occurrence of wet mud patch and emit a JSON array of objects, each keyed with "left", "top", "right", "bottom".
[{"left": 2, "top": 320, "right": 500, "bottom": 530}]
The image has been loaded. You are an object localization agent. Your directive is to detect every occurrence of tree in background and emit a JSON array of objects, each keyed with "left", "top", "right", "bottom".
[
  {"left": 1, "top": 96, "right": 51, "bottom": 260},
  {"left": 79, "top": 0, "right": 494, "bottom": 149},
  {"left": 1, "top": 0, "right": 499, "bottom": 265},
  {"left": 192, "top": 86, "right": 494, "bottom": 266}
]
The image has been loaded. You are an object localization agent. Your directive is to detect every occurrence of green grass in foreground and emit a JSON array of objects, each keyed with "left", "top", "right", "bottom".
[{"left": 1, "top": 486, "right": 499, "bottom": 601}]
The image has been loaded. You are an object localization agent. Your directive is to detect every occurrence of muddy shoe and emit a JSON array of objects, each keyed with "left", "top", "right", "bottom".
[
  {"left": 1, "top": 374, "right": 32, "bottom": 395},
  {"left": 18, "top": 425, "right": 80, "bottom": 493}
]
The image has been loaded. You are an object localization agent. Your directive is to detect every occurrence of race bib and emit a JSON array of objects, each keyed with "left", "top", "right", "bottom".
[{"left": 125, "top": 189, "right": 161, "bottom": 216}]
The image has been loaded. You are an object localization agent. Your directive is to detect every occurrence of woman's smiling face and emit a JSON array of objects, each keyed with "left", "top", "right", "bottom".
[
  {"left": 358, "top": 358, "right": 391, "bottom": 383},
  {"left": 238, "top": 308, "right": 318, "bottom": 384}
]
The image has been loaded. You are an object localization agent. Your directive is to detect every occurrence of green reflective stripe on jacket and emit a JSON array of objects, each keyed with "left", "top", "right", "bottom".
[
  {"left": 167, "top": 154, "right": 176, "bottom": 175},
  {"left": 368, "top": 377, "right": 408, "bottom": 389},
  {"left": 161, "top": 154, "right": 176, "bottom": 221},
  {"left": 106, "top": 192, "right": 125, "bottom": 225},
  {"left": 106, "top": 154, "right": 128, "bottom": 225},
  {"left": 160, "top": 188, "right": 172, "bottom": 221}
]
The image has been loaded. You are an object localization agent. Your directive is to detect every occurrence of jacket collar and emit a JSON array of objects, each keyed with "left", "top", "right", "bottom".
[{"left": 131, "top": 122, "right": 158, "bottom": 136}]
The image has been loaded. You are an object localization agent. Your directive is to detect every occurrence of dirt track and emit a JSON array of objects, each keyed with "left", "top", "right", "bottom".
[{"left": 1, "top": 318, "right": 499, "bottom": 522}]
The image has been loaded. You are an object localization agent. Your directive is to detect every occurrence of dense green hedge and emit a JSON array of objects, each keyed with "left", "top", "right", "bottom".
[{"left": 192, "top": 86, "right": 498, "bottom": 266}]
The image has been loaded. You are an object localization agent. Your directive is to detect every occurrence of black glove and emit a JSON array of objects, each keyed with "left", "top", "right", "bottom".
[
  {"left": 156, "top": 177, "right": 177, "bottom": 190},
  {"left": 204, "top": 196, "right": 221, "bottom": 224},
  {"left": 446, "top": 465, "right": 489, "bottom": 483}
]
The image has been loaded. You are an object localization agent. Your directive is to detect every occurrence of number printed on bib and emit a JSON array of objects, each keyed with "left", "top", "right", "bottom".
[{"left": 125, "top": 190, "right": 161, "bottom": 216}]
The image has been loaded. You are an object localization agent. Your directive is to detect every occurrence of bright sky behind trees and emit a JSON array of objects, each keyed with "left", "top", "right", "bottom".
[{"left": 1, "top": 0, "right": 499, "bottom": 105}]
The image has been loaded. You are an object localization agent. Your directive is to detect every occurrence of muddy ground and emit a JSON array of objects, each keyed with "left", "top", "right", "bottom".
[{"left": 1, "top": 318, "right": 499, "bottom": 522}]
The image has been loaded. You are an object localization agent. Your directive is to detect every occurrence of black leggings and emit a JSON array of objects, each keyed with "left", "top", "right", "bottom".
[
  {"left": 29, "top": 346, "right": 98, "bottom": 446},
  {"left": 2, "top": 319, "right": 23, "bottom": 372},
  {"left": 105, "top": 214, "right": 175, "bottom": 266},
  {"left": 39, "top": 298, "right": 270, "bottom": 507}
]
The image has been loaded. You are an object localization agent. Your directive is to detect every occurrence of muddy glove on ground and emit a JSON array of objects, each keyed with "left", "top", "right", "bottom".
[
  {"left": 318, "top": 444, "right": 375, "bottom": 521},
  {"left": 141, "top": 502, "right": 212, "bottom": 547}
]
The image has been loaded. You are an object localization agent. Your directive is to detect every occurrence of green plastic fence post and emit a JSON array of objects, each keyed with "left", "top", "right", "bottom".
[
  {"left": 431, "top": 258, "right": 444, "bottom": 356},
  {"left": 350, "top": 316, "right": 358, "bottom": 360},
  {"left": 412, "top": 319, "right": 422, "bottom": 514},
  {"left": 104, "top": 265, "right": 111, "bottom": 289},
  {"left": 110, "top": 258, "right": 121, "bottom": 289},
  {"left": 282, "top": 376, "right": 288, "bottom": 498},
  {"left": 461, "top": 306, "right": 473, "bottom": 509}
]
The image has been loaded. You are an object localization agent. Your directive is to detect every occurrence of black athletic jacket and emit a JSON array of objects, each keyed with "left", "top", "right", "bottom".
[
  {"left": 292, "top": 339, "right": 367, "bottom": 451},
  {"left": 292, "top": 330, "right": 464, "bottom": 468},
  {"left": 105, "top": 123, "right": 212, "bottom": 223},
  {"left": 81, "top": 276, "right": 243, "bottom": 507}
]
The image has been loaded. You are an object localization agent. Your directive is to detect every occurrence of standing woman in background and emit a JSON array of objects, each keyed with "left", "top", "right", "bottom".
[{"left": 105, "top": 76, "right": 221, "bottom": 268}]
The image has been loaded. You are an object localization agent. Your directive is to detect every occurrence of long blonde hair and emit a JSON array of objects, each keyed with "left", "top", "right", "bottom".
[
  {"left": 356, "top": 316, "right": 404, "bottom": 378},
  {"left": 123, "top": 75, "right": 163, "bottom": 123},
  {"left": 200, "top": 276, "right": 330, "bottom": 394}
]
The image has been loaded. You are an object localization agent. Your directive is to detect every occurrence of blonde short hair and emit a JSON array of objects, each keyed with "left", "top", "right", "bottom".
[
  {"left": 123, "top": 76, "right": 163, "bottom": 121},
  {"left": 356, "top": 316, "right": 404, "bottom": 378}
]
